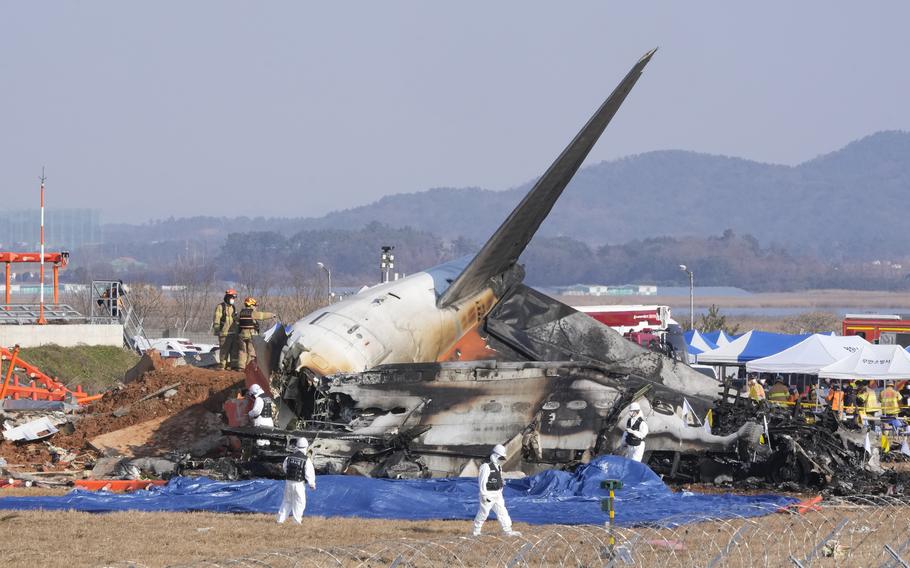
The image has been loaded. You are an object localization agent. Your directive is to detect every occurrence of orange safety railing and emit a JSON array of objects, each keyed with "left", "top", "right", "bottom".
[{"left": 0, "top": 345, "right": 102, "bottom": 405}]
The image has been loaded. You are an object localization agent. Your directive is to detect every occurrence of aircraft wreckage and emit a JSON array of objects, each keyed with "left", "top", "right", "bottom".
[{"left": 223, "top": 48, "right": 899, "bottom": 491}]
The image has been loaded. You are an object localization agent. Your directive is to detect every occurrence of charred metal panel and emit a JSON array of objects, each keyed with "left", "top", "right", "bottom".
[{"left": 486, "top": 285, "right": 719, "bottom": 400}]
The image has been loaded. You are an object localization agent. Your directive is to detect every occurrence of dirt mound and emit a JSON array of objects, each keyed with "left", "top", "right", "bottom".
[
  {"left": 55, "top": 366, "right": 244, "bottom": 453},
  {"left": 0, "top": 366, "right": 244, "bottom": 467}
]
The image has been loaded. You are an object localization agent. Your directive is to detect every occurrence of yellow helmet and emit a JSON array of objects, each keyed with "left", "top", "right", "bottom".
[{"left": 244, "top": 297, "right": 257, "bottom": 307}]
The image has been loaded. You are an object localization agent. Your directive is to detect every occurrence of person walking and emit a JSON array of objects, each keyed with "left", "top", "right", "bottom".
[
  {"left": 277, "top": 437, "right": 316, "bottom": 524},
  {"left": 472, "top": 444, "right": 521, "bottom": 537}
]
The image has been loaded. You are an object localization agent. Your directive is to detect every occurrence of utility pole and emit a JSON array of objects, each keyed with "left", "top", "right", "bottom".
[
  {"left": 38, "top": 168, "right": 47, "bottom": 325},
  {"left": 679, "top": 264, "right": 694, "bottom": 330},
  {"left": 317, "top": 262, "right": 332, "bottom": 303}
]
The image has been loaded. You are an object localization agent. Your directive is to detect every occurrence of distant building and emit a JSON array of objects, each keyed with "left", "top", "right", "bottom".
[
  {"left": 562, "top": 284, "right": 657, "bottom": 296},
  {"left": 0, "top": 209, "right": 102, "bottom": 250}
]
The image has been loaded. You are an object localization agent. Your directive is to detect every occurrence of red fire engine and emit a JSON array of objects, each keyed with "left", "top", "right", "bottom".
[
  {"left": 572, "top": 304, "right": 671, "bottom": 335},
  {"left": 842, "top": 314, "right": 910, "bottom": 346}
]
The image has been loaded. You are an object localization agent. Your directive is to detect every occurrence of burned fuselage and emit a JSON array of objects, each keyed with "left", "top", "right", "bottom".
[{"left": 234, "top": 49, "right": 772, "bottom": 478}]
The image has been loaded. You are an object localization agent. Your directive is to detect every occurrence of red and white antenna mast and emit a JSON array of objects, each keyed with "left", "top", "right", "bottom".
[{"left": 38, "top": 167, "right": 47, "bottom": 325}]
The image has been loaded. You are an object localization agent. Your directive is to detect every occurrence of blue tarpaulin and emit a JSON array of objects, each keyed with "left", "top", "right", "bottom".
[{"left": 0, "top": 457, "right": 794, "bottom": 527}]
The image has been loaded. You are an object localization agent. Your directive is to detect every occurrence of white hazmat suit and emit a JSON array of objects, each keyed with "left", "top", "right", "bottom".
[
  {"left": 277, "top": 438, "right": 316, "bottom": 524},
  {"left": 620, "top": 409, "right": 649, "bottom": 462},
  {"left": 473, "top": 445, "right": 520, "bottom": 536},
  {"left": 248, "top": 384, "right": 274, "bottom": 447}
]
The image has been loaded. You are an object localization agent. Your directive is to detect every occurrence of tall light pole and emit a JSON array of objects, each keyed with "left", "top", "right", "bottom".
[
  {"left": 380, "top": 246, "right": 395, "bottom": 283},
  {"left": 679, "top": 264, "right": 694, "bottom": 330},
  {"left": 317, "top": 262, "right": 332, "bottom": 303}
]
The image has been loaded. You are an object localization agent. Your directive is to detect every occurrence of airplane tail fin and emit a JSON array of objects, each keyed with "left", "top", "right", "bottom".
[{"left": 438, "top": 48, "right": 657, "bottom": 308}]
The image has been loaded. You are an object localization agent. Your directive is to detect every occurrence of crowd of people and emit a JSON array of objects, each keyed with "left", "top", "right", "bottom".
[{"left": 746, "top": 374, "right": 910, "bottom": 424}]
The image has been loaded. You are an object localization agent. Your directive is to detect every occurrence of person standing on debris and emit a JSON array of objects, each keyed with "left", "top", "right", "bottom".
[
  {"left": 213, "top": 289, "right": 240, "bottom": 370},
  {"left": 236, "top": 297, "right": 276, "bottom": 370},
  {"left": 473, "top": 444, "right": 521, "bottom": 537},
  {"left": 619, "top": 402, "right": 649, "bottom": 462},
  {"left": 277, "top": 436, "right": 316, "bottom": 524},
  {"left": 247, "top": 383, "right": 275, "bottom": 446}
]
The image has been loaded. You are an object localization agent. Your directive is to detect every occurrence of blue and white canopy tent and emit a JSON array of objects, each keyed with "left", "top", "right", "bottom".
[
  {"left": 696, "top": 331, "right": 814, "bottom": 365},
  {"left": 703, "top": 330, "right": 736, "bottom": 347},
  {"left": 684, "top": 330, "right": 718, "bottom": 363}
]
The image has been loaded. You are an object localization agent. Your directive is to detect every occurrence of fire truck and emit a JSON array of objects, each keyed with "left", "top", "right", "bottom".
[
  {"left": 842, "top": 314, "right": 910, "bottom": 346},
  {"left": 572, "top": 304, "right": 685, "bottom": 356}
]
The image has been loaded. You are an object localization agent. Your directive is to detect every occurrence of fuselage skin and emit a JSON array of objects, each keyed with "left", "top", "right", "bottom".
[{"left": 280, "top": 265, "right": 495, "bottom": 378}]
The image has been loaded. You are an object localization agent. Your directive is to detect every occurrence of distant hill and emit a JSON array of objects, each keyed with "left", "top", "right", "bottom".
[{"left": 105, "top": 130, "right": 910, "bottom": 259}]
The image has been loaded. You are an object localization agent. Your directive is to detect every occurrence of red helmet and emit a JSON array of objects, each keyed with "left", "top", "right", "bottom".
[{"left": 225, "top": 288, "right": 237, "bottom": 297}]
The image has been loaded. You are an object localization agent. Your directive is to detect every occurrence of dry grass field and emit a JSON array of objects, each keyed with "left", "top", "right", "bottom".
[{"left": 1, "top": 491, "right": 909, "bottom": 567}]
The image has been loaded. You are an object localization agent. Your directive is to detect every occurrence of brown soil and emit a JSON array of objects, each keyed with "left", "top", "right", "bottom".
[
  {"left": 0, "top": 366, "right": 244, "bottom": 468},
  {"left": 55, "top": 365, "right": 244, "bottom": 452}
]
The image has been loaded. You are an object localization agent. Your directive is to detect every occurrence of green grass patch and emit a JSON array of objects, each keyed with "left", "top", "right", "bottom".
[{"left": 14, "top": 345, "right": 140, "bottom": 394}]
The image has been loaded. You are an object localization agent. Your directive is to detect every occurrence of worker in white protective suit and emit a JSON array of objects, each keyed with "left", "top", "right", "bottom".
[
  {"left": 247, "top": 383, "right": 275, "bottom": 447},
  {"left": 472, "top": 444, "right": 521, "bottom": 537},
  {"left": 619, "top": 402, "right": 649, "bottom": 462},
  {"left": 277, "top": 437, "right": 316, "bottom": 524}
]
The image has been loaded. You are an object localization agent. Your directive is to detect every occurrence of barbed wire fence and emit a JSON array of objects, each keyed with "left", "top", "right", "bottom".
[{"left": 104, "top": 496, "right": 910, "bottom": 567}]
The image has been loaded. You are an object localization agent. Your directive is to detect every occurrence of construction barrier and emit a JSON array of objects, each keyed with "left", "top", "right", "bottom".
[{"left": 0, "top": 345, "right": 101, "bottom": 405}]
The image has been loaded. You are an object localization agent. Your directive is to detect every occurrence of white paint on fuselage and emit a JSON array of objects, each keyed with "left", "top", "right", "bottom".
[{"left": 281, "top": 258, "right": 488, "bottom": 377}]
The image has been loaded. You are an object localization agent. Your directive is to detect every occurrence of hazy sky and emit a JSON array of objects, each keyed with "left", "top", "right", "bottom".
[{"left": 2, "top": 2, "right": 908, "bottom": 223}]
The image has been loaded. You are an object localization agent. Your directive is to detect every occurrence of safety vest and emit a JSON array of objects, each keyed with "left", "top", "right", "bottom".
[
  {"left": 237, "top": 307, "right": 259, "bottom": 332},
  {"left": 768, "top": 386, "right": 789, "bottom": 402},
  {"left": 881, "top": 389, "right": 900, "bottom": 415},
  {"left": 285, "top": 454, "right": 309, "bottom": 482},
  {"left": 827, "top": 390, "right": 843, "bottom": 412},
  {"left": 748, "top": 383, "right": 764, "bottom": 401},
  {"left": 215, "top": 302, "right": 237, "bottom": 335},
  {"left": 626, "top": 417, "right": 644, "bottom": 446},
  {"left": 864, "top": 390, "right": 879, "bottom": 412},
  {"left": 485, "top": 462, "right": 503, "bottom": 491},
  {"left": 259, "top": 396, "right": 274, "bottom": 418},
  {"left": 844, "top": 385, "right": 856, "bottom": 406}
]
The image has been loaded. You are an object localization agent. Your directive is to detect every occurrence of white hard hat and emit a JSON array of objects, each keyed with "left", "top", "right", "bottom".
[
  {"left": 248, "top": 384, "right": 264, "bottom": 397},
  {"left": 295, "top": 437, "right": 309, "bottom": 450},
  {"left": 629, "top": 402, "right": 642, "bottom": 412},
  {"left": 492, "top": 444, "right": 507, "bottom": 458}
]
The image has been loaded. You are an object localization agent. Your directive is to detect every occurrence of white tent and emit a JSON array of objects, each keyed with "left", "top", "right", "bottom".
[
  {"left": 696, "top": 331, "right": 813, "bottom": 365},
  {"left": 818, "top": 344, "right": 910, "bottom": 380},
  {"left": 746, "top": 334, "right": 870, "bottom": 374}
]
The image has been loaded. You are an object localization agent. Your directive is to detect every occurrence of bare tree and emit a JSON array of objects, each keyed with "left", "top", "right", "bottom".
[
  {"left": 781, "top": 311, "right": 840, "bottom": 334},
  {"left": 170, "top": 256, "right": 217, "bottom": 333},
  {"left": 123, "top": 282, "right": 166, "bottom": 330}
]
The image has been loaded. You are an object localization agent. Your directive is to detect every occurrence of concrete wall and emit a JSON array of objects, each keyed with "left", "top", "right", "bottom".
[{"left": 0, "top": 323, "right": 123, "bottom": 348}]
